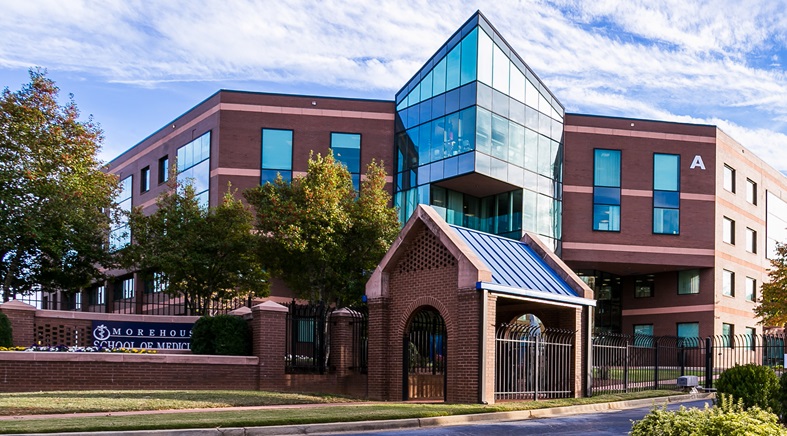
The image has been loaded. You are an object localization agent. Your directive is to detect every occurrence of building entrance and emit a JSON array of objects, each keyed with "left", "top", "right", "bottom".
[{"left": 403, "top": 307, "right": 446, "bottom": 401}]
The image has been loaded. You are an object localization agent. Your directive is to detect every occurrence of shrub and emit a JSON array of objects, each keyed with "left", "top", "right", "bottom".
[
  {"left": 211, "top": 314, "right": 251, "bottom": 356},
  {"left": 631, "top": 395, "right": 783, "bottom": 436},
  {"left": 190, "top": 315, "right": 251, "bottom": 356},
  {"left": 0, "top": 313, "right": 12, "bottom": 347},
  {"left": 190, "top": 316, "right": 215, "bottom": 355},
  {"left": 716, "top": 364, "right": 781, "bottom": 415}
]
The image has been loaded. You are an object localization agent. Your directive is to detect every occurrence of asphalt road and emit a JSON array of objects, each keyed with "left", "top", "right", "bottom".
[{"left": 335, "top": 399, "right": 712, "bottom": 436}]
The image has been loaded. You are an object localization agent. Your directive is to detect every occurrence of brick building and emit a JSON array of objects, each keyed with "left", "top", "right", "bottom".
[{"left": 33, "top": 11, "right": 787, "bottom": 343}]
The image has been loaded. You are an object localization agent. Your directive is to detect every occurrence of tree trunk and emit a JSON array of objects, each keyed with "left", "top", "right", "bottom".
[{"left": 2, "top": 252, "right": 21, "bottom": 302}]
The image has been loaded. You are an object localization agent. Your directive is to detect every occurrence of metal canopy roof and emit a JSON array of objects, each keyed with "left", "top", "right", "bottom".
[{"left": 450, "top": 225, "right": 594, "bottom": 306}]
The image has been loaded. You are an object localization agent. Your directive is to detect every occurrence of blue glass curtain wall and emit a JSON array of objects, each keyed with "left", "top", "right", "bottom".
[
  {"left": 261, "top": 129, "right": 293, "bottom": 184},
  {"left": 653, "top": 153, "right": 680, "bottom": 234},
  {"left": 177, "top": 131, "right": 211, "bottom": 208}
]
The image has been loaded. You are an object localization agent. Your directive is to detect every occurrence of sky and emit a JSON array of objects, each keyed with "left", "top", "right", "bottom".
[{"left": 2, "top": 0, "right": 787, "bottom": 171}]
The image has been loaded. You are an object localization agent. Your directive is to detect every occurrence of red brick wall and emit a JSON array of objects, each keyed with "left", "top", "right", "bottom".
[{"left": 0, "top": 354, "right": 257, "bottom": 392}]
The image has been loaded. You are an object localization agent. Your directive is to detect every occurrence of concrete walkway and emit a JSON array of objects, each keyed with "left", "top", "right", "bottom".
[{"left": 15, "top": 393, "right": 712, "bottom": 436}]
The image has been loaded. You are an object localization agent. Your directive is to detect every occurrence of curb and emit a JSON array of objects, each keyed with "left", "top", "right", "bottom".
[{"left": 27, "top": 394, "right": 713, "bottom": 436}]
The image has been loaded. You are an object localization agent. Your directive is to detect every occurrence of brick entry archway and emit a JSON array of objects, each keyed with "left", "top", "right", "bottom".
[{"left": 403, "top": 306, "right": 446, "bottom": 401}]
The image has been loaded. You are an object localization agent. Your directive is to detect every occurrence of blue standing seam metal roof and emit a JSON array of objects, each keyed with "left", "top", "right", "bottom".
[{"left": 449, "top": 225, "right": 578, "bottom": 299}]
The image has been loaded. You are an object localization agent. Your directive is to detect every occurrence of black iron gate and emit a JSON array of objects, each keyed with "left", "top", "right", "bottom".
[
  {"left": 284, "top": 301, "right": 334, "bottom": 374},
  {"left": 403, "top": 308, "right": 446, "bottom": 401}
]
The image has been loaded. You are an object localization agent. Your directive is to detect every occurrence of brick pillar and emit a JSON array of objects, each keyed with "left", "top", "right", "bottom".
[
  {"left": 329, "top": 309, "right": 356, "bottom": 378},
  {"left": 134, "top": 272, "right": 145, "bottom": 314},
  {"left": 481, "top": 292, "right": 497, "bottom": 405},
  {"left": 0, "top": 300, "right": 36, "bottom": 346},
  {"left": 367, "top": 297, "right": 390, "bottom": 400},
  {"left": 251, "top": 301, "right": 288, "bottom": 390},
  {"left": 104, "top": 279, "right": 115, "bottom": 313}
]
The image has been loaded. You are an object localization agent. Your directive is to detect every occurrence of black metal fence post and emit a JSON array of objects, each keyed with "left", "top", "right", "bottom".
[
  {"left": 624, "top": 340, "right": 629, "bottom": 393},
  {"left": 705, "top": 337, "right": 713, "bottom": 389},
  {"left": 653, "top": 344, "right": 659, "bottom": 390}
]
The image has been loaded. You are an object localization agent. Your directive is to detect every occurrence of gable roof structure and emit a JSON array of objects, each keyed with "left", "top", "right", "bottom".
[{"left": 366, "top": 205, "right": 594, "bottom": 307}]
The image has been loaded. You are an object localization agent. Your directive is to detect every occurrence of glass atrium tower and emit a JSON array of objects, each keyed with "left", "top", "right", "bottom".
[{"left": 394, "top": 12, "right": 565, "bottom": 250}]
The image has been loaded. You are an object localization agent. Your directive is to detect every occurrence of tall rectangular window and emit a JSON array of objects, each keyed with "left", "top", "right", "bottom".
[
  {"left": 745, "top": 277, "right": 756, "bottom": 302},
  {"left": 677, "top": 322, "right": 700, "bottom": 347},
  {"left": 745, "top": 327, "right": 756, "bottom": 350},
  {"left": 140, "top": 166, "right": 150, "bottom": 193},
  {"left": 158, "top": 156, "right": 169, "bottom": 184},
  {"left": 746, "top": 227, "right": 757, "bottom": 253},
  {"left": 109, "top": 175, "right": 132, "bottom": 250},
  {"left": 746, "top": 179, "right": 757, "bottom": 204},
  {"left": 653, "top": 154, "right": 680, "bottom": 234},
  {"left": 635, "top": 275, "right": 654, "bottom": 298},
  {"left": 678, "top": 269, "right": 700, "bottom": 294},
  {"left": 723, "top": 269, "right": 735, "bottom": 297},
  {"left": 261, "top": 129, "right": 293, "bottom": 184},
  {"left": 331, "top": 132, "right": 361, "bottom": 190},
  {"left": 724, "top": 164, "right": 736, "bottom": 193},
  {"left": 593, "top": 149, "right": 621, "bottom": 231},
  {"left": 723, "top": 217, "right": 735, "bottom": 244},
  {"left": 177, "top": 132, "right": 211, "bottom": 208},
  {"left": 115, "top": 277, "right": 134, "bottom": 300},
  {"left": 722, "top": 323, "right": 734, "bottom": 348}
]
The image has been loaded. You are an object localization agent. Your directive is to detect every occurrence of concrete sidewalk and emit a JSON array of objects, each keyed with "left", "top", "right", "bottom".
[{"left": 18, "top": 393, "right": 713, "bottom": 436}]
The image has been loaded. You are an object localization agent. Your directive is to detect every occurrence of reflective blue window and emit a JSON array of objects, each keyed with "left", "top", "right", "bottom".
[
  {"left": 331, "top": 133, "right": 361, "bottom": 189},
  {"left": 593, "top": 149, "right": 621, "bottom": 232},
  {"left": 261, "top": 129, "right": 293, "bottom": 184},
  {"left": 653, "top": 153, "right": 680, "bottom": 234},
  {"left": 433, "top": 58, "right": 446, "bottom": 96},
  {"left": 177, "top": 131, "right": 211, "bottom": 209},
  {"left": 477, "top": 29, "right": 493, "bottom": 86},
  {"left": 654, "top": 154, "right": 679, "bottom": 191},
  {"left": 491, "top": 114, "right": 508, "bottom": 160},
  {"left": 677, "top": 322, "right": 699, "bottom": 340},
  {"left": 476, "top": 107, "right": 492, "bottom": 155},
  {"left": 593, "top": 205, "right": 620, "bottom": 231},
  {"left": 445, "top": 45, "right": 461, "bottom": 90},
  {"left": 460, "top": 27, "right": 477, "bottom": 85},
  {"left": 458, "top": 106, "right": 476, "bottom": 154}
]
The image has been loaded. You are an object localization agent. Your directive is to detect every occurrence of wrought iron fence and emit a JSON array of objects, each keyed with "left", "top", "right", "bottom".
[
  {"left": 591, "top": 332, "right": 787, "bottom": 395},
  {"left": 284, "top": 300, "right": 334, "bottom": 374},
  {"left": 346, "top": 303, "right": 368, "bottom": 374},
  {"left": 495, "top": 323, "right": 576, "bottom": 401}
]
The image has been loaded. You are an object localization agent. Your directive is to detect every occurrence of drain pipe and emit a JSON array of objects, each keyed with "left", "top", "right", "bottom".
[{"left": 479, "top": 287, "right": 488, "bottom": 404}]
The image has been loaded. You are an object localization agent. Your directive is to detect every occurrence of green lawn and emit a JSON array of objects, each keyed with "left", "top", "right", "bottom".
[
  {"left": 594, "top": 367, "right": 705, "bottom": 382},
  {"left": 0, "top": 390, "right": 683, "bottom": 434}
]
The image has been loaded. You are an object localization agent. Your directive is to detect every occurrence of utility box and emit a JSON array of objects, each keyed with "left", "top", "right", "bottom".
[{"left": 677, "top": 375, "right": 698, "bottom": 387}]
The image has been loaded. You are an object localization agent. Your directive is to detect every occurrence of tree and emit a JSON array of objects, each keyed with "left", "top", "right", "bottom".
[
  {"left": 122, "top": 181, "right": 268, "bottom": 315},
  {"left": 755, "top": 242, "right": 787, "bottom": 326},
  {"left": 0, "top": 68, "right": 118, "bottom": 301},
  {"left": 244, "top": 152, "right": 399, "bottom": 305}
]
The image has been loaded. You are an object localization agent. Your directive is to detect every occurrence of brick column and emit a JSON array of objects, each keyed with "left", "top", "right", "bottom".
[
  {"left": 0, "top": 300, "right": 36, "bottom": 346},
  {"left": 329, "top": 309, "right": 356, "bottom": 378},
  {"left": 481, "top": 292, "right": 497, "bottom": 404},
  {"left": 251, "top": 301, "right": 288, "bottom": 390},
  {"left": 366, "top": 297, "right": 390, "bottom": 400}
]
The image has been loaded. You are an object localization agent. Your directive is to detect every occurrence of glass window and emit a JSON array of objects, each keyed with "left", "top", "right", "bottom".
[
  {"left": 445, "top": 44, "right": 461, "bottom": 91},
  {"left": 594, "top": 150, "right": 621, "bottom": 187},
  {"left": 460, "top": 28, "right": 477, "bottom": 86},
  {"left": 331, "top": 133, "right": 361, "bottom": 190},
  {"left": 420, "top": 71, "right": 433, "bottom": 101},
  {"left": 724, "top": 165, "right": 735, "bottom": 193},
  {"left": 722, "top": 323, "right": 734, "bottom": 348},
  {"left": 477, "top": 29, "right": 493, "bottom": 86},
  {"left": 140, "top": 167, "right": 150, "bottom": 193},
  {"left": 654, "top": 154, "right": 679, "bottom": 191},
  {"left": 653, "top": 154, "right": 679, "bottom": 235},
  {"left": 746, "top": 227, "right": 757, "bottom": 253},
  {"left": 262, "top": 129, "right": 293, "bottom": 182},
  {"left": 745, "top": 277, "right": 756, "bottom": 302},
  {"left": 177, "top": 132, "right": 211, "bottom": 208},
  {"left": 678, "top": 270, "right": 700, "bottom": 294},
  {"left": 593, "top": 205, "right": 620, "bottom": 231},
  {"left": 110, "top": 175, "right": 133, "bottom": 250},
  {"left": 746, "top": 179, "right": 757, "bottom": 204},
  {"left": 158, "top": 156, "right": 169, "bottom": 184},
  {"left": 723, "top": 269, "right": 735, "bottom": 297},
  {"left": 492, "top": 44, "right": 509, "bottom": 94},
  {"left": 634, "top": 324, "right": 654, "bottom": 337},
  {"left": 767, "top": 191, "right": 787, "bottom": 259},
  {"left": 745, "top": 327, "right": 756, "bottom": 350},
  {"left": 723, "top": 217, "right": 735, "bottom": 244},
  {"left": 635, "top": 276, "right": 654, "bottom": 298},
  {"left": 677, "top": 322, "right": 700, "bottom": 346},
  {"left": 433, "top": 57, "right": 447, "bottom": 96},
  {"left": 476, "top": 107, "right": 492, "bottom": 155}
]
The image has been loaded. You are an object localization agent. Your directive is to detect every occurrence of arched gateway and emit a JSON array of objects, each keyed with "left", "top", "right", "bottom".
[
  {"left": 366, "top": 205, "right": 595, "bottom": 404},
  {"left": 404, "top": 307, "right": 447, "bottom": 401}
]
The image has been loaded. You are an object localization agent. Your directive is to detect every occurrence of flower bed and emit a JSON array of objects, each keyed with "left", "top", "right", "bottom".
[{"left": 0, "top": 345, "right": 156, "bottom": 354}]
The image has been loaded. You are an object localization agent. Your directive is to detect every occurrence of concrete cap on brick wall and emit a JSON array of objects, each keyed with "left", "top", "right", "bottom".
[
  {"left": 0, "top": 300, "right": 36, "bottom": 311},
  {"left": 251, "top": 300, "right": 288, "bottom": 312},
  {"left": 228, "top": 306, "right": 252, "bottom": 316}
]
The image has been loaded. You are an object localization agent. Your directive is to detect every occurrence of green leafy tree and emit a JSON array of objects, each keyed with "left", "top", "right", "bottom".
[
  {"left": 0, "top": 68, "right": 118, "bottom": 301},
  {"left": 122, "top": 181, "right": 268, "bottom": 315},
  {"left": 244, "top": 152, "right": 399, "bottom": 305},
  {"left": 755, "top": 242, "right": 787, "bottom": 326}
]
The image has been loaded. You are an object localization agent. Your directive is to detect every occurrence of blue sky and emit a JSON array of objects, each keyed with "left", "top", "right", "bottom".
[{"left": 3, "top": 0, "right": 787, "bottom": 170}]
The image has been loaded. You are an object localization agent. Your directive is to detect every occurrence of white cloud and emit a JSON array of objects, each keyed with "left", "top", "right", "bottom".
[{"left": 2, "top": 0, "right": 787, "bottom": 170}]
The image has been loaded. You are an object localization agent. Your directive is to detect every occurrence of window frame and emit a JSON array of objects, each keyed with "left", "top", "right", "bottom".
[
  {"left": 261, "top": 128, "right": 294, "bottom": 184},
  {"left": 634, "top": 276, "right": 654, "bottom": 298},
  {"left": 140, "top": 166, "right": 150, "bottom": 193},
  {"left": 745, "top": 276, "right": 757, "bottom": 302},
  {"left": 676, "top": 322, "right": 700, "bottom": 347},
  {"left": 746, "top": 178, "right": 757, "bottom": 205},
  {"left": 722, "top": 323, "right": 734, "bottom": 348},
  {"left": 592, "top": 148, "right": 622, "bottom": 232},
  {"left": 652, "top": 153, "right": 680, "bottom": 235},
  {"left": 745, "top": 227, "right": 757, "bottom": 253},
  {"left": 722, "top": 269, "right": 735, "bottom": 297},
  {"left": 678, "top": 269, "right": 700, "bottom": 295},
  {"left": 330, "top": 132, "right": 363, "bottom": 190},
  {"left": 158, "top": 156, "right": 169, "bottom": 184},
  {"left": 723, "top": 164, "right": 736, "bottom": 193},
  {"left": 723, "top": 216, "right": 735, "bottom": 245}
]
